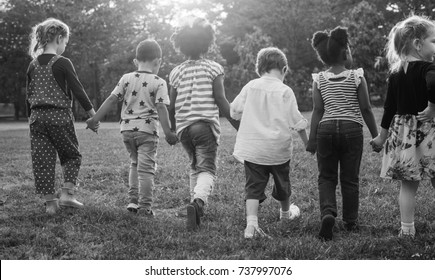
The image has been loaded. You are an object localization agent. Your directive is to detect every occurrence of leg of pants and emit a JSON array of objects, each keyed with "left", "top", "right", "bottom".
[
  {"left": 339, "top": 126, "right": 363, "bottom": 223},
  {"left": 123, "top": 131, "right": 157, "bottom": 208},
  {"left": 181, "top": 121, "right": 218, "bottom": 204},
  {"left": 317, "top": 127, "right": 339, "bottom": 219},
  {"left": 47, "top": 120, "right": 81, "bottom": 185},
  {"left": 30, "top": 121, "right": 58, "bottom": 195},
  {"left": 244, "top": 161, "right": 269, "bottom": 203}
]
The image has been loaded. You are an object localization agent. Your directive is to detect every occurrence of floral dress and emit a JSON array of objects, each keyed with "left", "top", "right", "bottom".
[{"left": 381, "top": 114, "right": 435, "bottom": 180}]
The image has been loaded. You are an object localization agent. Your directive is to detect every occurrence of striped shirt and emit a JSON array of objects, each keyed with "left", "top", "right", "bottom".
[
  {"left": 169, "top": 59, "right": 224, "bottom": 142},
  {"left": 312, "top": 68, "right": 364, "bottom": 125}
]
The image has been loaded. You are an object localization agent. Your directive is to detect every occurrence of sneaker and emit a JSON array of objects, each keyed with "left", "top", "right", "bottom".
[
  {"left": 140, "top": 208, "right": 154, "bottom": 217},
  {"left": 280, "top": 204, "right": 301, "bottom": 220},
  {"left": 344, "top": 221, "right": 360, "bottom": 232},
  {"left": 398, "top": 228, "right": 415, "bottom": 238},
  {"left": 318, "top": 214, "right": 335, "bottom": 241},
  {"left": 127, "top": 203, "right": 139, "bottom": 213},
  {"left": 186, "top": 201, "right": 201, "bottom": 231},
  {"left": 244, "top": 225, "right": 272, "bottom": 239},
  {"left": 45, "top": 199, "right": 59, "bottom": 215}
]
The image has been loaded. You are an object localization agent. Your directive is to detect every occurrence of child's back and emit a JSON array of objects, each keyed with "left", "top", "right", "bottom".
[
  {"left": 232, "top": 75, "right": 307, "bottom": 165},
  {"left": 169, "top": 59, "right": 223, "bottom": 141}
]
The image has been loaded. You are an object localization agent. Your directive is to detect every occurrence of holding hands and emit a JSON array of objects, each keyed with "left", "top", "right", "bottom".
[
  {"left": 86, "top": 117, "right": 99, "bottom": 133},
  {"left": 370, "top": 128, "right": 388, "bottom": 153},
  {"left": 165, "top": 130, "right": 178, "bottom": 146}
]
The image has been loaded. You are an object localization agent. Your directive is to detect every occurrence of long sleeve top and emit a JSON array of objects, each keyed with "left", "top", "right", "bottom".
[{"left": 381, "top": 61, "right": 435, "bottom": 129}]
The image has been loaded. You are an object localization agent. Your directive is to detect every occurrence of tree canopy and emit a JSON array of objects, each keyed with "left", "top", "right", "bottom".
[{"left": 1, "top": 0, "right": 434, "bottom": 118}]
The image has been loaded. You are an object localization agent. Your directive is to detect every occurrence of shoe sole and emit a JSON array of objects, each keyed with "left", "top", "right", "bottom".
[
  {"left": 59, "top": 200, "right": 84, "bottom": 209},
  {"left": 127, "top": 207, "right": 138, "bottom": 213},
  {"left": 319, "top": 215, "right": 335, "bottom": 241},
  {"left": 186, "top": 203, "right": 199, "bottom": 231}
]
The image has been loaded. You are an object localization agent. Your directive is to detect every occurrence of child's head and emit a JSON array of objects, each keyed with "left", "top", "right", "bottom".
[
  {"left": 255, "top": 47, "right": 288, "bottom": 77},
  {"left": 29, "top": 18, "right": 70, "bottom": 58},
  {"left": 311, "top": 26, "right": 351, "bottom": 67},
  {"left": 170, "top": 16, "right": 215, "bottom": 59},
  {"left": 386, "top": 15, "right": 435, "bottom": 73},
  {"left": 135, "top": 39, "right": 162, "bottom": 62}
]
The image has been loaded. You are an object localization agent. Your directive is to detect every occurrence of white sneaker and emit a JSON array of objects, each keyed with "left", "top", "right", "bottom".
[
  {"left": 127, "top": 203, "right": 139, "bottom": 213},
  {"left": 280, "top": 204, "right": 300, "bottom": 220},
  {"left": 244, "top": 225, "right": 272, "bottom": 239}
]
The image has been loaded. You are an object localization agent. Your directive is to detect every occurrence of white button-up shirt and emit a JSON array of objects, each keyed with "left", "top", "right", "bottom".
[{"left": 230, "top": 76, "right": 307, "bottom": 165}]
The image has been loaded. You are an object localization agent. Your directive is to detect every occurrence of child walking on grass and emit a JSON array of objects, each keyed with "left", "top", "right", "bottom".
[
  {"left": 168, "top": 16, "right": 239, "bottom": 231},
  {"left": 86, "top": 39, "right": 177, "bottom": 216},
  {"left": 26, "top": 18, "right": 97, "bottom": 214},
  {"left": 307, "top": 27, "right": 378, "bottom": 241},
  {"left": 231, "top": 47, "right": 308, "bottom": 239},
  {"left": 370, "top": 15, "right": 435, "bottom": 238}
]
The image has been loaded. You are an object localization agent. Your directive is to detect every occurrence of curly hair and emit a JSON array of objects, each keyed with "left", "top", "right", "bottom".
[
  {"left": 28, "top": 18, "right": 70, "bottom": 59},
  {"left": 311, "top": 26, "right": 349, "bottom": 66},
  {"left": 170, "top": 16, "right": 215, "bottom": 58}
]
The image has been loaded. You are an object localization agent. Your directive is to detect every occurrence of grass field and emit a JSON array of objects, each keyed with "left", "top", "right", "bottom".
[{"left": 1, "top": 108, "right": 434, "bottom": 260}]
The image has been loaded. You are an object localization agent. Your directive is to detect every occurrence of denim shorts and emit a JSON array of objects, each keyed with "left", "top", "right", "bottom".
[{"left": 180, "top": 121, "right": 218, "bottom": 175}]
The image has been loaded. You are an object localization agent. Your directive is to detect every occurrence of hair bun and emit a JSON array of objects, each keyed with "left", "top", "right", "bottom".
[
  {"left": 330, "top": 26, "right": 348, "bottom": 46},
  {"left": 312, "top": 31, "right": 329, "bottom": 49}
]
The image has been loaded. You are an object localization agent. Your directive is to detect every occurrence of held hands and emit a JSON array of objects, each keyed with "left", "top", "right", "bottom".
[
  {"left": 165, "top": 130, "right": 178, "bottom": 146},
  {"left": 85, "top": 117, "right": 100, "bottom": 134},
  {"left": 369, "top": 135, "right": 384, "bottom": 153}
]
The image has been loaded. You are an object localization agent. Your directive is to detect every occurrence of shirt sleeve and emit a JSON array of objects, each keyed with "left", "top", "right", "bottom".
[
  {"left": 154, "top": 78, "right": 170, "bottom": 105},
  {"left": 230, "top": 84, "right": 248, "bottom": 121},
  {"left": 287, "top": 88, "right": 308, "bottom": 131},
  {"left": 311, "top": 73, "right": 319, "bottom": 89},
  {"left": 381, "top": 76, "right": 397, "bottom": 129},
  {"left": 62, "top": 58, "right": 93, "bottom": 111},
  {"left": 354, "top": 68, "right": 364, "bottom": 87},
  {"left": 168, "top": 66, "right": 180, "bottom": 89},
  {"left": 209, "top": 61, "right": 224, "bottom": 80},
  {"left": 425, "top": 63, "right": 435, "bottom": 103},
  {"left": 111, "top": 75, "right": 126, "bottom": 101}
]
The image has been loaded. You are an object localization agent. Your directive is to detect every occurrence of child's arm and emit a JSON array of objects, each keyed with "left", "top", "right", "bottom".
[
  {"left": 156, "top": 103, "right": 178, "bottom": 145},
  {"left": 168, "top": 86, "right": 177, "bottom": 132},
  {"left": 213, "top": 75, "right": 240, "bottom": 130},
  {"left": 298, "top": 129, "right": 308, "bottom": 147},
  {"left": 306, "top": 81, "right": 324, "bottom": 154},
  {"left": 357, "top": 76, "right": 378, "bottom": 138},
  {"left": 370, "top": 128, "right": 388, "bottom": 153},
  {"left": 86, "top": 95, "right": 118, "bottom": 131},
  {"left": 417, "top": 102, "right": 435, "bottom": 121}
]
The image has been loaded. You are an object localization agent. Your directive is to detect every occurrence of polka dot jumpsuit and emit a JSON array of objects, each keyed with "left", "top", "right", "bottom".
[{"left": 27, "top": 56, "right": 82, "bottom": 196}]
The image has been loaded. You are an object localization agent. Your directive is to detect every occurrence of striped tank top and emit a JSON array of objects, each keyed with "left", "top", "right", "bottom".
[
  {"left": 169, "top": 59, "right": 224, "bottom": 142},
  {"left": 312, "top": 68, "right": 364, "bottom": 125}
]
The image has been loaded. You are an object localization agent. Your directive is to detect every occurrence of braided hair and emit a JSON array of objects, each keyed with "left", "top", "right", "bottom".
[{"left": 28, "top": 18, "right": 70, "bottom": 59}]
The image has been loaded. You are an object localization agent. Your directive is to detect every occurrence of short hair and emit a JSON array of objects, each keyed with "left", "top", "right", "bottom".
[
  {"left": 170, "top": 16, "right": 215, "bottom": 58},
  {"left": 255, "top": 47, "right": 288, "bottom": 76},
  {"left": 136, "top": 39, "right": 162, "bottom": 62},
  {"left": 29, "top": 18, "right": 70, "bottom": 58},
  {"left": 311, "top": 26, "right": 349, "bottom": 66},
  {"left": 386, "top": 15, "right": 435, "bottom": 73}
]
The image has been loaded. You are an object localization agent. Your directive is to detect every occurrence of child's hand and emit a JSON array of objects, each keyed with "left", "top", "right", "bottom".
[
  {"left": 86, "top": 118, "right": 99, "bottom": 134},
  {"left": 305, "top": 140, "right": 316, "bottom": 155},
  {"left": 165, "top": 131, "right": 178, "bottom": 146},
  {"left": 417, "top": 106, "right": 435, "bottom": 122},
  {"left": 369, "top": 136, "right": 384, "bottom": 153}
]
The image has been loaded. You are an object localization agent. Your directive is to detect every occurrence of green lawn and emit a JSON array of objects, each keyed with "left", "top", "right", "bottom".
[{"left": 0, "top": 108, "right": 434, "bottom": 259}]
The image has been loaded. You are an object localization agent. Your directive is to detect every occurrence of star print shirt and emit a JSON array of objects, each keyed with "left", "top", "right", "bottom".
[
  {"left": 230, "top": 76, "right": 308, "bottom": 165},
  {"left": 112, "top": 71, "right": 169, "bottom": 136}
]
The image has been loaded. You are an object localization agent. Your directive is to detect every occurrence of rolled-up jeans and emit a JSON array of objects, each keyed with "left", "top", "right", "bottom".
[
  {"left": 122, "top": 131, "right": 158, "bottom": 209},
  {"left": 180, "top": 121, "right": 218, "bottom": 204},
  {"left": 316, "top": 120, "right": 363, "bottom": 224}
]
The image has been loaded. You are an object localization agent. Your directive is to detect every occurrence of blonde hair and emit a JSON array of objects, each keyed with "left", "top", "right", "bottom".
[
  {"left": 28, "top": 18, "right": 70, "bottom": 59},
  {"left": 255, "top": 47, "right": 288, "bottom": 76},
  {"left": 386, "top": 15, "right": 435, "bottom": 73}
]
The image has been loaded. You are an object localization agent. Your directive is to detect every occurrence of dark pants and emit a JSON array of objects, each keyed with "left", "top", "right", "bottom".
[
  {"left": 30, "top": 112, "right": 81, "bottom": 196},
  {"left": 244, "top": 160, "right": 291, "bottom": 203},
  {"left": 316, "top": 120, "right": 363, "bottom": 223}
]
